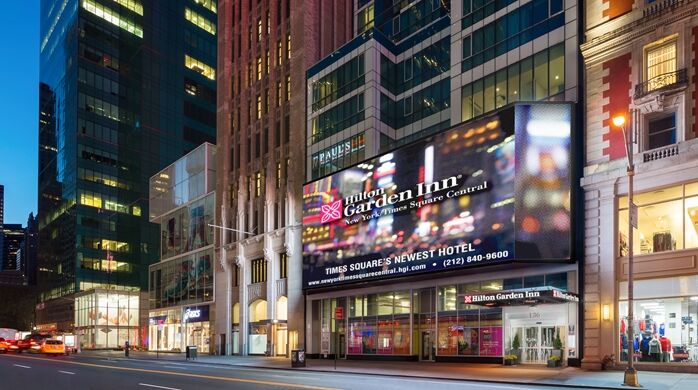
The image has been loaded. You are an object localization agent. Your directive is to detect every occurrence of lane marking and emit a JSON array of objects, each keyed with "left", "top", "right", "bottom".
[
  {"left": 138, "top": 384, "right": 181, "bottom": 390},
  {"left": 13, "top": 364, "right": 31, "bottom": 369},
  {"left": 58, "top": 370, "right": 76, "bottom": 375},
  {"left": 7, "top": 355, "right": 338, "bottom": 390}
]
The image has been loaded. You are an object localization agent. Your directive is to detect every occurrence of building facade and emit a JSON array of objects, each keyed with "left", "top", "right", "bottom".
[
  {"left": 302, "top": 0, "right": 582, "bottom": 364},
  {"left": 215, "top": 0, "right": 352, "bottom": 356},
  {"left": 148, "top": 143, "right": 216, "bottom": 354},
  {"left": 2, "top": 224, "right": 25, "bottom": 272},
  {"left": 0, "top": 184, "right": 4, "bottom": 271},
  {"left": 37, "top": 0, "right": 217, "bottom": 337},
  {"left": 582, "top": 0, "right": 698, "bottom": 371}
]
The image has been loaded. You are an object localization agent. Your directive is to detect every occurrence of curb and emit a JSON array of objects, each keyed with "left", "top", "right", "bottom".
[{"left": 76, "top": 353, "right": 624, "bottom": 390}]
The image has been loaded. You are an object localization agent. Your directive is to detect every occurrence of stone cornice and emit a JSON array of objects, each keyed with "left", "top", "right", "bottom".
[{"left": 582, "top": 3, "right": 698, "bottom": 64}]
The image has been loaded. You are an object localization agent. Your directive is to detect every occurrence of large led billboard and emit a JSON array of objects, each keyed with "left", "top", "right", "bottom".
[{"left": 302, "top": 103, "right": 573, "bottom": 289}]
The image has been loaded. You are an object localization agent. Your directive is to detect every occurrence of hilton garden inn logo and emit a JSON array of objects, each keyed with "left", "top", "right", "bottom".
[
  {"left": 319, "top": 174, "right": 488, "bottom": 225},
  {"left": 320, "top": 199, "right": 343, "bottom": 223}
]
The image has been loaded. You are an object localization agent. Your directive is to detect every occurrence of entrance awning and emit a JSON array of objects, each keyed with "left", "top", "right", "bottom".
[{"left": 461, "top": 286, "right": 580, "bottom": 307}]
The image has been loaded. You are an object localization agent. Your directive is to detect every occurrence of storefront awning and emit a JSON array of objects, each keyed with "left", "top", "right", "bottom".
[{"left": 461, "top": 286, "right": 580, "bottom": 307}]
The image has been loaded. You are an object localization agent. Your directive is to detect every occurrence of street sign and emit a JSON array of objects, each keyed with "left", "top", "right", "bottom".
[
  {"left": 630, "top": 202, "right": 638, "bottom": 229},
  {"left": 335, "top": 307, "right": 344, "bottom": 320}
]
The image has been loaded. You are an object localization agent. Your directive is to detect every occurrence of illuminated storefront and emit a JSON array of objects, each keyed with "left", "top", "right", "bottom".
[
  {"left": 614, "top": 183, "right": 698, "bottom": 365},
  {"left": 148, "top": 305, "right": 211, "bottom": 353},
  {"left": 302, "top": 104, "right": 580, "bottom": 363},
  {"left": 74, "top": 289, "right": 141, "bottom": 349}
]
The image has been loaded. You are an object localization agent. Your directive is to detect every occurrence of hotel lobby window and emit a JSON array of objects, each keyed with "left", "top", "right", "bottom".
[{"left": 618, "top": 182, "right": 698, "bottom": 256}]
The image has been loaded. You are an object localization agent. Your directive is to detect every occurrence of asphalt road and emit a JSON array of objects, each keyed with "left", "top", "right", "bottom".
[{"left": 0, "top": 353, "right": 593, "bottom": 390}]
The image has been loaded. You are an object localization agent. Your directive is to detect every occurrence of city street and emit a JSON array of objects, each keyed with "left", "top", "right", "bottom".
[{"left": 0, "top": 353, "right": 593, "bottom": 390}]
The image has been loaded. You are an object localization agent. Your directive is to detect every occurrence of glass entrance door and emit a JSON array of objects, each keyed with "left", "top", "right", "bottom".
[
  {"left": 516, "top": 325, "right": 562, "bottom": 364},
  {"left": 421, "top": 331, "right": 434, "bottom": 361}
]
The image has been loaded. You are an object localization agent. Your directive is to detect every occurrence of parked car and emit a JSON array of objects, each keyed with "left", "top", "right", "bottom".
[{"left": 40, "top": 339, "right": 68, "bottom": 356}]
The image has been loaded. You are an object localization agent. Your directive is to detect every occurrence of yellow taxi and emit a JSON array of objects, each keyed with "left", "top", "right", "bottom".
[{"left": 40, "top": 339, "right": 68, "bottom": 356}]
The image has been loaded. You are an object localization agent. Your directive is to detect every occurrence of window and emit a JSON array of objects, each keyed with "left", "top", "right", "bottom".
[
  {"left": 276, "top": 162, "right": 282, "bottom": 188},
  {"left": 286, "top": 33, "right": 291, "bottom": 59},
  {"left": 404, "top": 58, "right": 413, "bottom": 81},
  {"left": 193, "top": 0, "right": 217, "bottom": 13},
  {"left": 277, "top": 41, "right": 282, "bottom": 66},
  {"left": 255, "top": 171, "right": 262, "bottom": 197},
  {"left": 357, "top": 4, "right": 374, "bottom": 34},
  {"left": 113, "top": 0, "right": 143, "bottom": 15},
  {"left": 185, "top": 7, "right": 216, "bottom": 35},
  {"left": 257, "top": 18, "right": 262, "bottom": 41},
  {"left": 185, "top": 55, "right": 215, "bottom": 80},
  {"left": 618, "top": 182, "right": 698, "bottom": 256},
  {"left": 279, "top": 253, "right": 288, "bottom": 279},
  {"left": 403, "top": 96, "right": 413, "bottom": 116},
  {"left": 256, "top": 95, "right": 262, "bottom": 119},
  {"left": 646, "top": 40, "right": 677, "bottom": 91},
  {"left": 286, "top": 75, "right": 291, "bottom": 101},
  {"left": 277, "top": 81, "right": 282, "bottom": 106},
  {"left": 251, "top": 258, "right": 267, "bottom": 283},
  {"left": 256, "top": 57, "right": 262, "bottom": 80},
  {"left": 266, "top": 50, "right": 270, "bottom": 74},
  {"left": 82, "top": 0, "right": 143, "bottom": 38},
  {"left": 647, "top": 113, "right": 677, "bottom": 150}
]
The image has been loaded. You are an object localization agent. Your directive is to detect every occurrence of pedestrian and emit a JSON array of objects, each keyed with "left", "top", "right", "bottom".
[{"left": 125, "top": 340, "right": 130, "bottom": 357}]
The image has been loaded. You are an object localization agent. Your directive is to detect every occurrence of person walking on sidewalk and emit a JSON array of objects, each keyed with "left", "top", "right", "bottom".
[{"left": 124, "top": 340, "right": 130, "bottom": 357}]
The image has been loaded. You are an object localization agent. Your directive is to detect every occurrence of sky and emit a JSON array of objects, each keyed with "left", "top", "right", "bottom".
[{"left": 0, "top": 1, "right": 39, "bottom": 225}]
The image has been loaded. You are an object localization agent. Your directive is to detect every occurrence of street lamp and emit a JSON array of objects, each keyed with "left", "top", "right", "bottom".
[{"left": 613, "top": 113, "right": 639, "bottom": 387}]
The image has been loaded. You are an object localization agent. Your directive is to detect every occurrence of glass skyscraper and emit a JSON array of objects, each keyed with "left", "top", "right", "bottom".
[{"left": 37, "top": 0, "right": 217, "bottom": 336}]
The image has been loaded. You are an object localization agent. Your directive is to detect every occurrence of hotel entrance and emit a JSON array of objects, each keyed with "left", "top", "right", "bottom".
[{"left": 506, "top": 303, "right": 576, "bottom": 364}]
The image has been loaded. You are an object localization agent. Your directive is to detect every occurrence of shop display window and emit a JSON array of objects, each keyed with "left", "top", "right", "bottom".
[
  {"left": 619, "top": 297, "right": 698, "bottom": 363},
  {"left": 618, "top": 182, "right": 698, "bottom": 256},
  {"left": 347, "top": 291, "right": 411, "bottom": 355},
  {"left": 149, "top": 248, "right": 214, "bottom": 309}
]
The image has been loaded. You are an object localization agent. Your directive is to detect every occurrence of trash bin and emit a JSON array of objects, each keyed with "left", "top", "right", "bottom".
[
  {"left": 291, "top": 349, "right": 305, "bottom": 368},
  {"left": 186, "top": 346, "right": 198, "bottom": 360}
]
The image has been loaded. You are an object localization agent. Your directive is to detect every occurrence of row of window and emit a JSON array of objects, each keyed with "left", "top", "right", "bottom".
[
  {"left": 185, "top": 7, "right": 216, "bottom": 35},
  {"left": 81, "top": 237, "right": 131, "bottom": 253},
  {"left": 78, "top": 167, "right": 129, "bottom": 190},
  {"left": 461, "top": 0, "right": 516, "bottom": 29},
  {"left": 461, "top": 0, "right": 564, "bottom": 73},
  {"left": 79, "top": 144, "right": 122, "bottom": 170},
  {"left": 311, "top": 55, "right": 365, "bottom": 112},
  {"left": 185, "top": 54, "right": 216, "bottom": 80},
  {"left": 461, "top": 43, "right": 565, "bottom": 122},
  {"left": 78, "top": 189, "right": 140, "bottom": 216},
  {"left": 379, "top": 0, "right": 445, "bottom": 42},
  {"left": 81, "top": 44, "right": 120, "bottom": 72},
  {"left": 380, "top": 38, "right": 449, "bottom": 96},
  {"left": 310, "top": 94, "right": 365, "bottom": 144},
  {"left": 113, "top": 0, "right": 143, "bottom": 15},
  {"left": 184, "top": 77, "right": 216, "bottom": 104},
  {"left": 310, "top": 133, "right": 366, "bottom": 179},
  {"left": 193, "top": 0, "right": 216, "bottom": 14},
  {"left": 618, "top": 182, "right": 698, "bottom": 256},
  {"left": 79, "top": 92, "right": 123, "bottom": 122},
  {"left": 380, "top": 78, "right": 450, "bottom": 129},
  {"left": 78, "top": 67, "right": 121, "bottom": 97},
  {"left": 79, "top": 253, "right": 133, "bottom": 273},
  {"left": 82, "top": 0, "right": 143, "bottom": 38},
  {"left": 78, "top": 118, "right": 119, "bottom": 145}
]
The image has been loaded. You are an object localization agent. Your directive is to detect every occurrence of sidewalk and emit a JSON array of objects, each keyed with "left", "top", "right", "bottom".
[{"left": 80, "top": 350, "right": 698, "bottom": 390}]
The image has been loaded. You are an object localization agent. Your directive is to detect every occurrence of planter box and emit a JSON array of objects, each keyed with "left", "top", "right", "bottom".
[
  {"left": 504, "top": 359, "right": 517, "bottom": 366},
  {"left": 547, "top": 359, "right": 561, "bottom": 368}
]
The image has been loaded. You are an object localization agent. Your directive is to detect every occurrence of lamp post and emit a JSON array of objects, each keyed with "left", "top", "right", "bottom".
[{"left": 612, "top": 114, "right": 639, "bottom": 387}]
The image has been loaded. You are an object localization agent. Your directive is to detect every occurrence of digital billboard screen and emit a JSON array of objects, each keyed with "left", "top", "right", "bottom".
[{"left": 302, "top": 104, "right": 573, "bottom": 289}]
